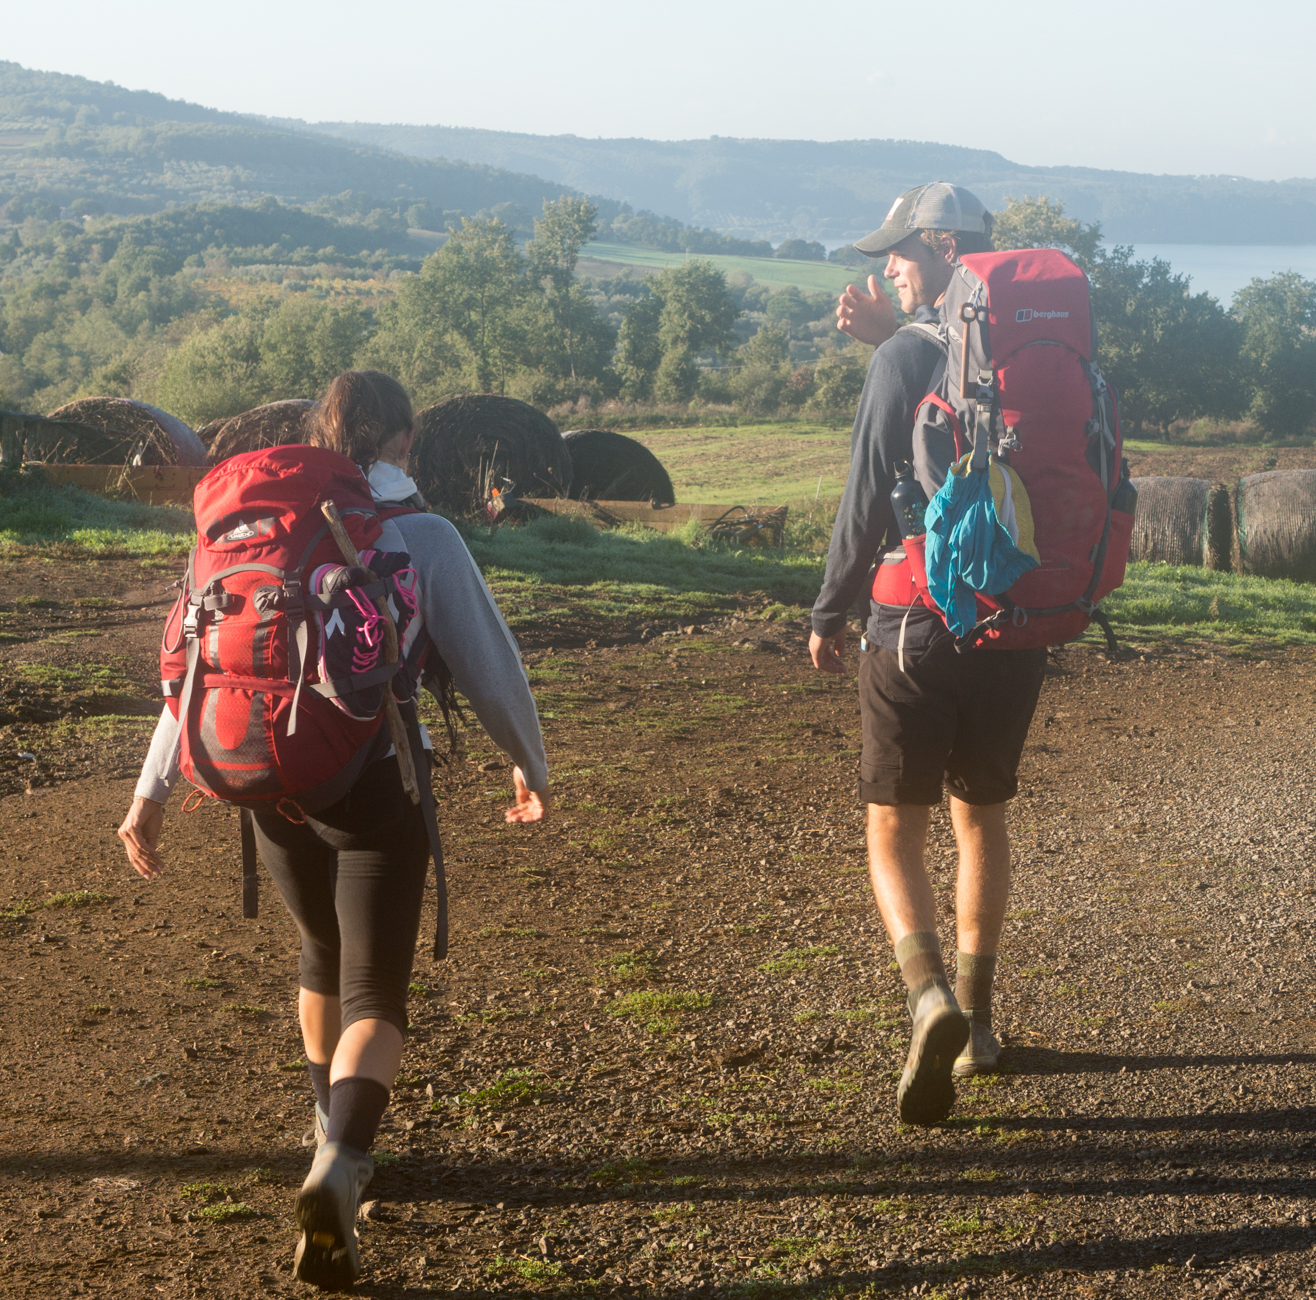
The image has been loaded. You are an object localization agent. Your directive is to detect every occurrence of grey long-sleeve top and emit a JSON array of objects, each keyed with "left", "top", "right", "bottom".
[
  {"left": 134, "top": 505, "right": 548, "bottom": 804},
  {"left": 810, "top": 304, "right": 952, "bottom": 654}
]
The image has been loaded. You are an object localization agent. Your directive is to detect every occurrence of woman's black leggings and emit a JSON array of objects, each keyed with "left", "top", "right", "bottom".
[{"left": 251, "top": 757, "right": 431, "bottom": 1035}]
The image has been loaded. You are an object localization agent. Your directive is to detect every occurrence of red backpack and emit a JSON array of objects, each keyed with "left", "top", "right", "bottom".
[
  {"left": 874, "top": 248, "right": 1136, "bottom": 650},
  {"left": 160, "top": 446, "right": 456, "bottom": 944},
  {"left": 161, "top": 445, "right": 432, "bottom": 813}
]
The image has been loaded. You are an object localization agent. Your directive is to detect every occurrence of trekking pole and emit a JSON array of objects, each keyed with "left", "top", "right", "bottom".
[{"left": 319, "top": 500, "right": 421, "bottom": 806}]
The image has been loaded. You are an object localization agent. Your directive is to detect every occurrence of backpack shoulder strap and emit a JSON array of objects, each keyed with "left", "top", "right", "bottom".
[{"left": 898, "top": 321, "right": 949, "bottom": 352}]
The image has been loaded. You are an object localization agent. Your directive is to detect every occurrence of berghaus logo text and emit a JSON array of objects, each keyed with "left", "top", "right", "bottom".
[{"left": 1016, "top": 308, "right": 1069, "bottom": 322}]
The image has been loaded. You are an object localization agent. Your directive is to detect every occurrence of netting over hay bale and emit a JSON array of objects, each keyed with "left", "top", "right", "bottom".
[
  {"left": 413, "top": 396, "right": 571, "bottom": 515},
  {"left": 1235, "top": 470, "right": 1316, "bottom": 582},
  {"left": 562, "top": 429, "right": 675, "bottom": 505},
  {"left": 203, "top": 400, "right": 317, "bottom": 464},
  {"left": 34, "top": 398, "right": 206, "bottom": 466},
  {"left": 1129, "top": 477, "right": 1232, "bottom": 570}
]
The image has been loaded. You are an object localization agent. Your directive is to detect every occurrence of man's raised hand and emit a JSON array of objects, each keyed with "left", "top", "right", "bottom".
[{"left": 836, "top": 274, "right": 898, "bottom": 347}]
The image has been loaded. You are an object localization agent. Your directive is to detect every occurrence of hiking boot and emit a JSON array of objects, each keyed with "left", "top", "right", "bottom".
[
  {"left": 301, "top": 1103, "right": 330, "bottom": 1150},
  {"left": 897, "top": 983, "right": 969, "bottom": 1127},
  {"left": 293, "top": 1141, "right": 374, "bottom": 1290},
  {"left": 953, "top": 1015, "right": 1001, "bottom": 1077}
]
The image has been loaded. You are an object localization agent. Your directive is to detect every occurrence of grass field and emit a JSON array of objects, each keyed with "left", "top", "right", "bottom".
[
  {"left": 627, "top": 422, "right": 853, "bottom": 505},
  {"left": 579, "top": 242, "right": 877, "bottom": 295},
  {"left": 8, "top": 453, "right": 1316, "bottom": 648}
]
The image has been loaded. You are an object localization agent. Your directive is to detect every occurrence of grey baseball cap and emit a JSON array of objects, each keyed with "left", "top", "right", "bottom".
[{"left": 852, "top": 182, "right": 989, "bottom": 257}]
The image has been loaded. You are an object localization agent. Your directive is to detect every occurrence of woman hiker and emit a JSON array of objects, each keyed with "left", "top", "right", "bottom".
[{"left": 117, "top": 370, "right": 550, "bottom": 1290}]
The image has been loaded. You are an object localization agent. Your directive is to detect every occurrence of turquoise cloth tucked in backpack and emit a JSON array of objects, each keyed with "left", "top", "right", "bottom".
[{"left": 924, "top": 451, "right": 1041, "bottom": 638}]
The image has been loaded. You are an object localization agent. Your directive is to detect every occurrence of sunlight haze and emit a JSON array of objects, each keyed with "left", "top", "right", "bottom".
[{"left": 5, "top": 0, "right": 1313, "bottom": 181}]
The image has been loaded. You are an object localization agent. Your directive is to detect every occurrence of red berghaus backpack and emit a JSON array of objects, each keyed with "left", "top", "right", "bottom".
[
  {"left": 160, "top": 445, "right": 429, "bottom": 816},
  {"left": 873, "top": 248, "right": 1137, "bottom": 650}
]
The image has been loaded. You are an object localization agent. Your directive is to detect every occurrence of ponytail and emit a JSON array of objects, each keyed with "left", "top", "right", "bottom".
[{"left": 308, "top": 370, "right": 414, "bottom": 472}]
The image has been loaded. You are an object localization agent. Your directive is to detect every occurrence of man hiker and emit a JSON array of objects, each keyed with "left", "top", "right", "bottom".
[{"left": 810, "top": 183, "right": 1047, "bottom": 1125}]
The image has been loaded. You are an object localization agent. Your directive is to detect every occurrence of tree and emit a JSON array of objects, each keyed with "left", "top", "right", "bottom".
[
  {"left": 992, "top": 196, "right": 1103, "bottom": 271},
  {"left": 260, "top": 297, "right": 370, "bottom": 399},
  {"left": 364, "top": 217, "right": 523, "bottom": 398},
  {"left": 615, "top": 293, "right": 662, "bottom": 401},
  {"left": 154, "top": 315, "right": 267, "bottom": 425},
  {"left": 1232, "top": 272, "right": 1316, "bottom": 437},
  {"left": 1090, "top": 249, "right": 1242, "bottom": 434},
  {"left": 527, "top": 196, "right": 598, "bottom": 384}
]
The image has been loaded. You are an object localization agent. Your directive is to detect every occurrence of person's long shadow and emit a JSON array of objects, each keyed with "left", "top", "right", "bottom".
[
  {"left": 344, "top": 1220, "right": 1312, "bottom": 1299},
  {"left": 1005, "top": 1047, "right": 1316, "bottom": 1075}
]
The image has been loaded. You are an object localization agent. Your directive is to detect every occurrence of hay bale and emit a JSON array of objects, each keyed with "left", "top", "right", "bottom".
[
  {"left": 35, "top": 398, "right": 206, "bottom": 466},
  {"left": 1235, "top": 469, "right": 1316, "bottom": 582},
  {"left": 562, "top": 429, "right": 675, "bottom": 505},
  {"left": 1129, "top": 477, "right": 1232, "bottom": 570},
  {"left": 203, "top": 400, "right": 317, "bottom": 464},
  {"left": 413, "top": 396, "right": 571, "bottom": 515}
]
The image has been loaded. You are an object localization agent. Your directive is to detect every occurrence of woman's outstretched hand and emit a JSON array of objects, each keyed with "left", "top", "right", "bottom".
[
  {"left": 505, "top": 766, "right": 550, "bottom": 824},
  {"left": 118, "top": 797, "right": 165, "bottom": 879}
]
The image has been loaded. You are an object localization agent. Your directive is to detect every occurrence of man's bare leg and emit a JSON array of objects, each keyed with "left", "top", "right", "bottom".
[
  {"left": 948, "top": 797, "right": 1012, "bottom": 1074},
  {"left": 866, "top": 803, "right": 934, "bottom": 942},
  {"left": 866, "top": 803, "right": 967, "bottom": 1124}
]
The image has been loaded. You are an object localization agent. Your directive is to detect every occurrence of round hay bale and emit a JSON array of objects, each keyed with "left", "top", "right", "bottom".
[
  {"left": 36, "top": 398, "right": 206, "bottom": 466},
  {"left": 562, "top": 429, "right": 675, "bottom": 504},
  {"left": 1129, "top": 477, "right": 1232, "bottom": 570},
  {"left": 1235, "top": 469, "right": 1316, "bottom": 582},
  {"left": 204, "top": 400, "right": 317, "bottom": 464},
  {"left": 413, "top": 396, "right": 571, "bottom": 515}
]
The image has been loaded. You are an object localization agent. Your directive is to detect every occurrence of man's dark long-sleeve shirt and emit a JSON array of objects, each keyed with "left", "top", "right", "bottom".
[{"left": 811, "top": 304, "right": 953, "bottom": 654}]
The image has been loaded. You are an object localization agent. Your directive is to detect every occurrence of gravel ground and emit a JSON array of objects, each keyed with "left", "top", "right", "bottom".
[{"left": 0, "top": 556, "right": 1313, "bottom": 1299}]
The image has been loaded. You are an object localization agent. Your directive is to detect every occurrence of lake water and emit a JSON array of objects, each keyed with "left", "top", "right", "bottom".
[{"left": 1130, "top": 245, "right": 1316, "bottom": 304}]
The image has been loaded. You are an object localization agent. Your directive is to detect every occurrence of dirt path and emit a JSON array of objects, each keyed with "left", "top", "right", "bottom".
[{"left": 1, "top": 558, "right": 1314, "bottom": 1299}]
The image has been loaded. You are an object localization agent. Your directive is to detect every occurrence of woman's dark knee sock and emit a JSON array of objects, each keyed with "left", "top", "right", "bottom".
[
  {"left": 307, "top": 1061, "right": 332, "bottom": 1113},
  {"left": 326, "top": 1077, "right": 390, "bottom": 1153}
]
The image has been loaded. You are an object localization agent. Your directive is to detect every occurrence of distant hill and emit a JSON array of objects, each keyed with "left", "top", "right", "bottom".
[
  {"left": 290, "top": 124, "right": 1316, "bottom": 246},
  {"left": 0, "top": 63, "right": 579, "bottom": 221}
]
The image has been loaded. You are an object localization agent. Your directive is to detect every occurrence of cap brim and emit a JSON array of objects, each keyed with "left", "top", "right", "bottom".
[{"left": 852, "top": 223, "right": 921, "bottom": 257}]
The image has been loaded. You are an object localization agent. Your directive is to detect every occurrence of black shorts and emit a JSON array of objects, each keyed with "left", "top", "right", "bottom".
[
  {"left": 252, "top": 756, "right": 432, "bottom": 1035},
  {"left": 858, "top": 641, "right": 1046, "bottom": 806}
]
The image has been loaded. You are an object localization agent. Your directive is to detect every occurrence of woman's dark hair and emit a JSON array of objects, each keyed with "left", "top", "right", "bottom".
[{"left": 308, "top": 370, "right": 414, "bottom": 471}]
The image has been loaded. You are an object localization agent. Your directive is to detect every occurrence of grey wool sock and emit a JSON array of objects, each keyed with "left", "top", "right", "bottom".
[
  {"left": 894, "top": 930, "right": 949, "bottom": 1008},
  {"left": 956, "top": 951, "right": 998, "bottom": 1025}
]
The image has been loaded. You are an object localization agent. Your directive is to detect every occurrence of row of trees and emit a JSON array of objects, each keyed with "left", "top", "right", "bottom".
[{"left": 1, "top": 191, "right": 1313, "bottom": 437}]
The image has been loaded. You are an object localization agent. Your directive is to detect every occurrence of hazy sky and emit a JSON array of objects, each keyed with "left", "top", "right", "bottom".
[{"left": 7, "top": 0, "right": 1313, "bottom": 181}]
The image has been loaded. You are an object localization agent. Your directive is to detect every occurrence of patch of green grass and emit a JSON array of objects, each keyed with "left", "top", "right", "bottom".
[
  {"left": 0, "top": 475, "right": 193, "bottom": 555},
  {"left": 589, "top": 1157, "right": 665, "bottom": 1186},
  {"left": 276, "top": 1059, "right": 306, "bottom": 1073},
  {"left": 223, "top": 1003, "right": 267, "bottom": 1018},
  {"left": 960, "top": 1167, "right": 1002, "bottom": 1183},
  {"left": 192, "top": 1202, "right": 257, "bottom": 1222},
  {"left": 87, "top": 1002, "right": 110, "bottom": 1016},
  {"left": 1104, "top": 560, "right": 1316, "bottom": 645},
  {"left": 758, "top": 945, "right": 841, "bottom": 974},
  {"left": 183, "top": 977, "right": 222, "bottom": 990},
  {"left": 408, "top": 982, "right": 429, "bottom": 996},
  {"left": 599, "top": 950, "right": 656, "bottom": 982},
  {"left": 459, "top": 512, "right": 823, "bottom": 631},
  {"left": 449, "top": 1068, "right": 548, "bottom": 1114},
  {"left": 373, "top": 1151, "right": 405, "bottom": 1167},
  {"left": 477, "top": 924, "right": 544, "bottom": 940},
  {"left": 43, "top": 889, "right": 110, "bottom": 909},
  {"left": 487, "top": 1254, "right": 563, "bottom": 1282},
  {"left": 607, "top": 989, "right": 712, "bottom": 1033},
  {"left": 181, "top": 1181, "right": 238, "bottom": 1201}
]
